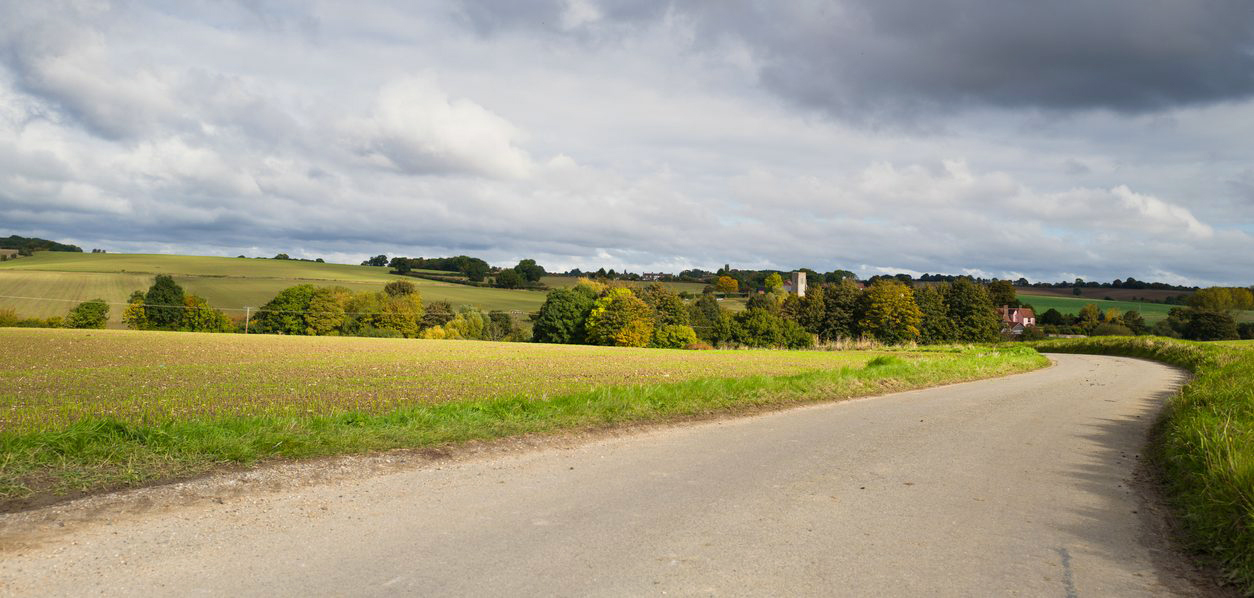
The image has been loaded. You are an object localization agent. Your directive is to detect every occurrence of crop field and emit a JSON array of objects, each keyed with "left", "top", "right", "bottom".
[
  {"left": 1016, "top": 292, "right": 1178, "bottom": 322},
  {"left": 1, "top": 328, "right": 908, "bottom": 432},
  {"left": 0, "top": 328, "right": 1045, "bottom": 504},
  {"left": 0, "top": 253, "right": 548, "bottom": 323},
  {"left": 1019, "top": 287, "right": 1191, "bottom": 302}
]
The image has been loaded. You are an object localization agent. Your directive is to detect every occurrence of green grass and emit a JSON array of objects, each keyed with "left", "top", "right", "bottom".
[
  {"left": 0, "top": 328, "right": 1046, "bottom": 508},
  {"left": 1018, "top": 291, "right": 1254, "bottom": 324},
  {"left": 0, "top": 252, "right": 548, "bottom": 322},
  {"left": 1032, "top": 336, "right": 1254, "bottom": 590}
]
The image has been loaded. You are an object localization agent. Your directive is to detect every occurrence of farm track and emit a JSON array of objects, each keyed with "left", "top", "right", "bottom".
[{"left": 0, "top": 355, "right": 1233, "bottom": 596}]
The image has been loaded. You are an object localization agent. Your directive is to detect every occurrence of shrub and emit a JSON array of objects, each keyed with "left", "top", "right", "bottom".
[
  {"left": 1090, "top": 323, "right": 1134, "bottom": 337},
  {"left": 585, "top": 288, "right": 654, "bottom": 347},
  {"left": 684, "top": 341, "right": 714, "bottom": 350},
  {"left": 1182, "top": 309, "right": 1239, "bottom": 341},
  {"left": 66, "top": 299, "right": 110, "bottom": 329},
  {"left": 652, "top": 324, "right": 698, "bottom": 349},
  {"left": 357, "top": 326, "right": 403, "bottom": 338},
  {"left": 1240, "top": 322, "right": 1254, "bottom": 340},
  {"left": 532, "top": 286, "right": 598, "bottom": 344},
  {"left": 0, "top": 307, "right": 18, "bottom": 327}
]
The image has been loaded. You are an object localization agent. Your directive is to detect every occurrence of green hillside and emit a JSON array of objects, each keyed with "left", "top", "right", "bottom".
[
  {"left": 1018, "top": 290, "right": 1254, "bottom": 324},
  {"left": 0, "top": 253, "right": 548, "bottom": 325}
]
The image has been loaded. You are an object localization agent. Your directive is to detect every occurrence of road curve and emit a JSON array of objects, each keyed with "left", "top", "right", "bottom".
[{"left": 0, "top": 355, "right": 1215, "bottom": 596}]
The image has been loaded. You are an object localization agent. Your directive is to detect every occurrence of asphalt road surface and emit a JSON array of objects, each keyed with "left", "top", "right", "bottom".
[{"left": 0, "top": 354, "right": 1221, "bottom": 596}]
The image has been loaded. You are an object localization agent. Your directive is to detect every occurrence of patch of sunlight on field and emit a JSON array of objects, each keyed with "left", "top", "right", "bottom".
[{"left": 0, "top": 328, "right": 934, "bottom": 431}]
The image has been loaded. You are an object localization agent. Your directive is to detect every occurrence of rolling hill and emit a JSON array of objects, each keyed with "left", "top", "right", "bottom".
[{"left": 0, "top": 253, "right": 550, "bottom": 325}]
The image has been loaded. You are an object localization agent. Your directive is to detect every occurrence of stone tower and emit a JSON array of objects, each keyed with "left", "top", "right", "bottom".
[{"left": 791, "top": 271, "right": 806, "bottom": 297}]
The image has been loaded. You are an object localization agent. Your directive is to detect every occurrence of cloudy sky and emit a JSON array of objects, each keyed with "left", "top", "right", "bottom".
[{"left": 2, "top": 1, "right": 1253, "bottom": 284}]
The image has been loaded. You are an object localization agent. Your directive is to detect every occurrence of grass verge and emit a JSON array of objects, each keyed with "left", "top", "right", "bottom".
[
  {"left": 1033, "top": 336, "right": 1254, "bottom": 591},
  {"left": 0, "top": 345, "right": 1045, "bottom": 511}
]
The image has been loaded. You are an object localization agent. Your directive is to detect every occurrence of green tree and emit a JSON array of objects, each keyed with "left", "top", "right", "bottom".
[
  {"left": 144, "top": 275, "right": 186, "bottom": 330},
  {"left": 495, "top": 269, "right": 525, "bottom": 289},
  {"left": 1122, "top": 310, "right": 1148, "bottom": 335},
  {"left": 585, "top": 288, "right": 654, "bottom": 347},
  {"left": 914, "top": 285, "right": 956, "bottom": 344},
  {"left": 859, "top": 279, "right": 922, "bottom": 344},
  {"left": 364, "top": 254, "right": 388, "bottom": 267},
  {"left": 180, "top": 295, "right": 234, "bottom": 333},
  {"left": 764, "top": 272, "right": 784, "bottom": 292},
  {"left": 514, "top": 259, "right": 546, "bottom": 283},
  {"left": 1182, "top": 310, "right": 1239, "bottom": 341},
  {"left": 796, "top": 287, "right": 827, "bottom": 335},
  {"left": 67, "top": 299, "right": 109, "bottom": 329},
  {"left": 305, "top": 286, "right": 352, "bottom": 335},
  {"left": 818, "top": 279, "right": 863, "bottom": 341},
  {"left": 652, "top": 324, "right": 699, "bottom": 349},
  {"left": 420, "top": 300, "right": 456, "bottom": 330},
  {"left": 460, "top": 258, "right": 490, "bottom": 282},
  {"left": 532, "top": 286, "right": 598, "bottom": 344},
  {"left": 987, "top": 280, "right": 1017, "bottom": 307},
  {"left": 253, "top": 284, "right": 317, "bottom": 335},
  {"left": 733, "top": 308, "right": 813, "bottom": 349},
  {"left": 1188, "top": 287, "right": 1254, "bottom": 312},
  {"left": 384, "top": 280, "right": 417, "bottom": 297},
  {"left": 1078, "top": 303, "right": 1101, "bottom": 331},
  {"left": 687, "top": 294, "right": 726, "bottom": 344},
  {"left": 638, "top": 283, "right": 690, "bottom": 326},
  {"left": 944, "top": 278, "right": 1001, "bottom": 342},
  {"left": 1039, "top": 308, "right": 1066, "bottom": 326}
]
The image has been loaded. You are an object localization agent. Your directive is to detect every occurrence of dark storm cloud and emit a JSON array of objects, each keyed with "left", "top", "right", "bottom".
[{"left": 464, "top": 0, "right": 1254, "bottom": 117}]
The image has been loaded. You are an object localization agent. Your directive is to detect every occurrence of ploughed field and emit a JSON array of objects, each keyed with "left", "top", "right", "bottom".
[{"left": 2, "top": 328, "right": 899, "bottom": 432}]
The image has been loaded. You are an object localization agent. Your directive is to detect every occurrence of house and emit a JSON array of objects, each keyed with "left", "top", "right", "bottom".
[
  {"left": 0, "top": 249, "right": 18, "bottom": 261},
  {"left": 641, "top": 272, "right": 671, "bottom": 282},
  {"left": 998, "top": 306, "right": 1036, "bottom": 335}
]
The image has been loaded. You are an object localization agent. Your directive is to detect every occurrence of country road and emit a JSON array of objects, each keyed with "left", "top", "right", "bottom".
[{"left": 0, "top": 354, "right": 1226, "bottom": 597}]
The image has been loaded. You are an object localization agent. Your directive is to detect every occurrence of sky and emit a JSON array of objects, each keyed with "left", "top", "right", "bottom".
[{"left": 1, "top": 1, "right": 1253, "bottom": 285}]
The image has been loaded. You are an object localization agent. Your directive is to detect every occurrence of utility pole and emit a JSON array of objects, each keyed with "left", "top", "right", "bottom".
[{"left": 244, "top": 306, "right": 251, "bottom": 334}]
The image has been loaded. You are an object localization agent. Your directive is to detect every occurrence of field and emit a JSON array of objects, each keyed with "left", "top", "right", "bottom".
[
  {"left": 1016, "top": 290, "right": 1254, "bottom": 324},
  {"left": 0, "top": 253, "right": 549, "bottom": 323},
  {"left": 1019, "top": 287, "right": 1191, "bottom": 302},
  {"left": 0, "top": 328, "right": 1046, "bottom": 507}
]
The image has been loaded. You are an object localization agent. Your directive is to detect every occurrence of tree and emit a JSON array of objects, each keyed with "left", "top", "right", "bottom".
[
  {"left": 364, "top": 254, "right": 388, "bottom": 267},
  {"left": 122, "top": 294, "right": 148, "bottom": 330},
  {"left": 273, "top": 253, "right": 290, "bottom": 260},
  {"left": 638, "top": 283, "right": 690, "bottom": 326},
  {"left": 1122, "top": 310, "right": 1148, "bottom": 335},
  {"left": 688, "top": 294, "right": 727, "bottom": 344},
  {"left": 987, "top": 280, "right": 1017, "bottom": 307},
  {"left": 1238, "top": 322, "right": 1254, "bottom": 340},
  {"left": 253, "top": 284, "right": 317, "bottom": 335},
  {"left": 715, "top": 276, "right": 739, "bottom": 294},
  {"left": 1078, "top": 303, "right": 1101, "bottom": 331},
  {"left": 180, "top": 295, "right": 234, "bottom": 332},
  {"left": 796, "top": 287, "right": 827, "bottom": 334},
  {"left": 1091, "top": 323, "right": 1134, "bottom": 337},
  {"left": 67, "top": 299, "right": 109, "bottom": 329},
  {"left": 1103, "top": 308, "right": 1123, "bottom": 326},
  {"left": 914, "top": 285, "right": 955, "bottom": 344},
  {"left": 532, "top": 286, "right": 598, "bottom": 344},
  {"left": 460, "top": 258, "right": 490, "bottom": 282},
  {"left": 384, "top": 280, "right": 417, "bottom": 297},
  {"left": 733, "top": 308, "right": 813, "bottom": 349},
  {"left": 652, "top": 324, "right": 699, "bottom": 349},
  {"left": 420, "top": 300, "right": 456, "bottom": 330},
  {"left": 818, "top": 279, "right": 863, "bottom": 341},
  {"left": 859, "top": 279, "right": 922, "bottom": 344},
  {"left": 1182, "top": 310, "right": 1239, "bottom": 341},
  {"left": 585, "top": 288, "right": 654, "bottom": 347},
  {"left": 764, "top": 272, "right": 784, "bottom": 292},
  {"left": 1039, "top": 308, "right": 1066, "bottom": 326},
  {"left": 305, "top": 286, "right": 352, "bottom": 335},
  {"left": 144, "top": 275, "right": 186, "bottom": 330},
  {"left": 944, "top": 278, "right": 1000, "bottom": 342},
  {"left": 514, "top": 259, "right": 546, "bottom": 283},
  {"left": 495, "top": 269, "right": 525, "bottom": 289},
  {"left": 1188, "top": 287, "right": 1254, "bottom": 312}
]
